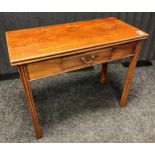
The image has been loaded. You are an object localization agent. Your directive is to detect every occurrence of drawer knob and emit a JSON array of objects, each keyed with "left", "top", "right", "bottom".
[{"left": 80, "top": 55, "right": 96, "bottom": 64}]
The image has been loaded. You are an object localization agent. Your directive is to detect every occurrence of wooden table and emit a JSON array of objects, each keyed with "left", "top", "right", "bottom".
[{"left": 6, "top": 17, "right": 148, "bottom": 139}]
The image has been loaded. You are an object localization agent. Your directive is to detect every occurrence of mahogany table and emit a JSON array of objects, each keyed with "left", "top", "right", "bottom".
[{"left": 6, "top": 17, "right": 148, "bottom": 139}]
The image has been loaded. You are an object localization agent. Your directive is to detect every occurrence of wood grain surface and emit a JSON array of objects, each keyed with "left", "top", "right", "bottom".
[
  {"left": 18, "top": 65, "right": 42, "bottom": 138},
  {"left": 27, "top": 42, "right": 136, "bottom": 80},
  {"left": 119, "top": 41, "right": 143, "bottom": 107},
  {"left": 6, "top": 17, "right": 148, "bottom": 66}
]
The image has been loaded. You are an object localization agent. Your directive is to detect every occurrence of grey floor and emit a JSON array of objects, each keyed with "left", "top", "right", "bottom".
[{"left": 0, "top": 61, "right": 155, "bottom": 143}]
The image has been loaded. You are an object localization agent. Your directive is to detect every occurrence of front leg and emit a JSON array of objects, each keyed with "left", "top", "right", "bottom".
[
  {"left": 18, "top": 65, "right": 42, "bottom": 138},
  {"left": 119, "top": 41, "right": 143, "bottom": 107}
]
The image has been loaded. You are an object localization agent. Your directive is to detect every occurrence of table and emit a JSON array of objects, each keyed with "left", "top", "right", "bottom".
[{"left": 6, "top": 17, "right": 148, "bottom": 139}]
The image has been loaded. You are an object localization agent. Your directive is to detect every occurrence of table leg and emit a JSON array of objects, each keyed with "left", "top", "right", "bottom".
[
  {"left": 100, "top": 63, "right": 108, "bottom": 84},
  {"left": 119, "top": 41, "right": 143, "bottom": 107},
  {"left": 18, "top": 65, "right": 42, "bottom": 138}
]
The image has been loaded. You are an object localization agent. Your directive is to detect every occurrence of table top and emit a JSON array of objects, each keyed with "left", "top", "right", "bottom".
[{"left": 6, "top": 17, "right": 148, "bottom": 66}]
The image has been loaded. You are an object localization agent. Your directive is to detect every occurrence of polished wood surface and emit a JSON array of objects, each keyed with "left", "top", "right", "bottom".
[
  {"left": 119, "top": 41, "right": 143, "bottom": 107},
  {"left": 6, "top": 17, "right": 148, "bottom": 139},
  {"left": 18, "top": 65, "right": 42, "bottom": 138},
  {"left": 27, "top": 42, "right": 136, "bottom": 80},
  {"left": 6, "top": 17, "right": 148, "bottom": 66}
]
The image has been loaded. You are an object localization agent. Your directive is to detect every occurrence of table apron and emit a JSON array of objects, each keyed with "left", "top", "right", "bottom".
[{"left": 26, "top": 41, "right": 136, "bottom": 81}]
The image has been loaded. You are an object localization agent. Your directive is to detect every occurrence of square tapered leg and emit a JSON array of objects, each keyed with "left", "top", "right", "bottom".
[
  {"left": 18, "top": 65, "right": 42, "bottom": 139},
  {"left": 119, "top": 41, "right": 143, "bottom": 107}
]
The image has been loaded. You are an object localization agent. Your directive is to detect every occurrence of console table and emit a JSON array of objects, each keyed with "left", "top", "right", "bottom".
[{"left": 6, "top": 17, "right": 148, "bottom": 139}]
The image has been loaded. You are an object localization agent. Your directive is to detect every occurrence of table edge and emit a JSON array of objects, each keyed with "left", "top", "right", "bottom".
[{"left": 10, "top": 36, "right": 148, "bottom": 66}]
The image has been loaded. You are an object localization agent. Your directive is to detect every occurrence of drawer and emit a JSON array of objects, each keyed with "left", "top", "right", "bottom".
[
  {"left": 27, "top": 42, "right": 136, "bottom": 80},
  {"left": 61, "top": 47, "right": 112, "bottom": 70}
]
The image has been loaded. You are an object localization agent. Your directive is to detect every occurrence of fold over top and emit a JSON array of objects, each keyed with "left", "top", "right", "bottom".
[{"left": 6, "top": 17, "right": 148, "bottom": 66}]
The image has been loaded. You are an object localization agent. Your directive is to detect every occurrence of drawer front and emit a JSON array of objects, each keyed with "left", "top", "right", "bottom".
[
  {"left": 61, "top": 48, "right": 112, "bottom": 70},
  {"left": 27, "top": 42, "right": 136, "bottom": 80}
]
